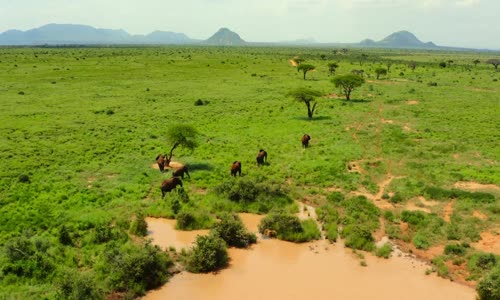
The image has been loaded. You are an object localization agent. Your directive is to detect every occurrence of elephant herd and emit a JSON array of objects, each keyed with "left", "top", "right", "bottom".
[{"left": 157, "top": 134, "right": 311, "bottom": 197}]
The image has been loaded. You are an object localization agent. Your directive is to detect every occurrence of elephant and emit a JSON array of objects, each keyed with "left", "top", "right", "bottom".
[
  {"left": 173, "top": 165, "right": 190, "bottom": 179},
  {"left": 160, "top": 177, "right": 183, "bottom": 197},
  {"left": 301, "top": 134, "right": 311, "bottom": 148},
  {"left": 155, "top": 154, "right": 166, "bottom": 173},
  {"left": 231, "top": 161, "right": 242, "bottom": 176},
  {"left": 256, "top": 149, "right": 267, "bottom": 166}
]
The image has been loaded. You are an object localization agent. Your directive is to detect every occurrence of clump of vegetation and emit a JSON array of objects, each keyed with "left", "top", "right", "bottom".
[
  {"left": 214, "top": 177, "right": 291, "bottom": 213},
  {"left": 477, "top": 266, "right": 500, "bottom": 300},
  {"left": 194, "top": 99, "right": 210, "bottom": 106},
  {"left": 129, "top": 213, "right": 148, "bottom": 236},
  {"left": 424, "top": 187, "right": 495, "bottom": 203},
  {"left": 432, "top": 256, "right": 449, "bottom": 278},
  {"left": 56, "top": 270, "right": 103, "bottom": 300},
  {"left": 186, "top": 233, "right": 228, "bottom": 273},
  {"left": 340, "top": 196, "right": 380, "bottom": 251},
  {"left": 444, "top": 243, "right": 469, "bottom": 256},
  {"left": 258, "top": 211, "right": 320, "bottom": 243},
  {"left": 97, "top": 241, "right": 171, "bottom": 297},
  {"left": 376, "top": 243, "right": 393, "bottom": 258},
  {"left": 175, "top": 210, "right": 214, "bottom": 230},
  {"left": 211, "top": 213, "right": 256, "bottom": 248}
]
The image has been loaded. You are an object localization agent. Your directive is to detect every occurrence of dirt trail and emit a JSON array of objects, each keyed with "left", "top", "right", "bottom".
[
  {"left": 289, "top": 59, "right": 298, "bottom": 67},
  {"left": 443, "top": 201, "right": 454, "bottom": 223},
  {"left": 472, "top": 231, "right": 500, "bottom": 255}
]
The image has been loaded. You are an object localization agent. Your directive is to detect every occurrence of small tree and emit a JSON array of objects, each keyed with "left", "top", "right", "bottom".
[
  {"left": 165, "top": 125, "right": 198, "bottom": 166},
  {"left": 408, "top": 61, "right": 417, "bottom": 71},
  {"left": 375, "top": 68, "right": 387, "bottom": 80},
  {"left": 327, "top": 62, "right": 339, "bottom": 76},
  {"left": 297, "top": 64, "right": 315, "bottom": 80},
  {"left": 486, "top": 58, "right": 500, "bottom": 70},
  {"left": 473, "top": 59, "right": 481, "bottom": 67},
  {"left": 386, "top": 62, "right": 393, "bottom": 73},
  {"left": 439, "top": 62, "right": 447, "bottom": 68},
  {"left": 287, "top": 87, "right": 323, "bottom": 119},
  {"left": 359, "top": 53, "right": 368, "bottom": 66},
  {"left": 331, "top": 74, "right": 365, "bottom": 101}
]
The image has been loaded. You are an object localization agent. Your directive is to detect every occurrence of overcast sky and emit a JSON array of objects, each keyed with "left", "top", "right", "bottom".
[{"left": 0, "top": 0, "right": 499, "bottom": 49}]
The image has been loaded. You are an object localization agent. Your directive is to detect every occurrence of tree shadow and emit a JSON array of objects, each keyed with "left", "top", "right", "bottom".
[
  {"left": 187, "top": 162, "right": 213, "bottom": 171},
  {"left": 293, "top": 116, "right": 332, "bottom": 121},
  {"left": 340, "top": 98, "right": 372, "bottom": 103}
]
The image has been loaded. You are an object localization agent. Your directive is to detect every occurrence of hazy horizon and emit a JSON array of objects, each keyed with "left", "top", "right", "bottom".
[{"left": 1, "top": 0, "right": 499, "bottom": 49}]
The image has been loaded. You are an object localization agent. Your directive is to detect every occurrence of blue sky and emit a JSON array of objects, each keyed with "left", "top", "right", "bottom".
[{"left": 0, "top": 0, "right": 499, "bottom": 49}]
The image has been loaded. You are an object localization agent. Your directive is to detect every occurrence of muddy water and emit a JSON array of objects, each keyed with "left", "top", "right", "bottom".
[{"left": 144, "top": 215, "right": 475, "bottom": 300}]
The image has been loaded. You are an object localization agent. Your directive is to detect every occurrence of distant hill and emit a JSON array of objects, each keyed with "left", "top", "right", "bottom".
[
  {"left": 359, "top": 31, "right": 438, "bottom": 49},
  {"left": 204, "top": 28, "right": 246, "bottom": 46},
  {"left": 0, "top": 24, "right": 196, "bottom": 45}
]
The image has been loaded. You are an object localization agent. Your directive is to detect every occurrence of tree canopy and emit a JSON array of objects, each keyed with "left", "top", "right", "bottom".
[
  {"left": 331, "top": 74, "right": 365, "bottom": 101},
  {"left": 486, "top": 58, "right": 500, "bottom": 70},
  {"left": 375, "top": 67, "right": 388, "bottom": 79},
  {"left": 287, "top": 87, "right": 323, "bottom": 119},
  {"left": 165, "top": 124, "right": 198, "bottom": 165},
  {"left": 327, "top": 62, "right": 339, "bottom": 76},
  {"left": 297, "top": 64, "right": 315, "bottom": 80}
]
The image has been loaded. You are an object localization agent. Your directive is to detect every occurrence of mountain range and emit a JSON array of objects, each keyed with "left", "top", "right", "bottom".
[{"left": 0, "top": 24, "right": 466, "bottom": 50}]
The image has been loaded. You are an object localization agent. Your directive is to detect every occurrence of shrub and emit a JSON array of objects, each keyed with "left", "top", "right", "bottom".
[
  {"left": 383, "top": 210, "right": 397, "bottom": 223},
  {"left": 324, "top": 223, "right": 338, "bottom": 242},
  {"left": 18, "top": 174, "right": 30, "bottom": 183},
  {"left": 130, "top": 213, "right": 148, "bottom": 236},
  {"left": 176, "top": 210, "right": 213, "bottom": 230},
  {"left": 59, "top": 225, "right": 73, "bottom": 245},
  {"left": 258, "top": 212, "right": 320, "bottom": 243},
  {"left": 99, "top": 241, "right": 172, "bottom": 295},
  {"left": 427, "top": 81, "right": 438, "bottom": 87},
  {"left": 211, "top": 214, "right": 256, "bottom": 248},
  {"left": 376, "top": 243, "right": 392, "bottom": 259},
  {"left": 186, "top": 233, "right": 228, "bottom": 273},
  {"left": 214, "top": 177, "right": 291, "bottom": 213},
  {"left": 444, "top": 244, "right": 467, "bottom": 256},
  {"left": 57, "top": 270, "right": 103, "bottom": 300},
  {"left": 432, "top": 256, "right": 449, "bottom": 278},
  {"left": 401, "top": 210, "right": 429, "bottom": 227},
  {"left": 326, "top": 191, "right": 344, "bottom": 204},
  {"left": 342, "top": 225, "right": 375, "bottom": 251},
  {"left": 412, "top": 232, "right": 431, "bottom": 249},
  {"left": 477, "top": 267, "right": 500, "bottom": 300}
]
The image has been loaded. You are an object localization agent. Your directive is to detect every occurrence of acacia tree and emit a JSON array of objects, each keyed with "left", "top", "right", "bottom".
[
  {"left": 473, "top": 59, "right": 481, "bottom": 67},
  {"left": 486, "top": 58, "right": 500, "bottom": 70},
  {"left": 297, "top": 64, "right": 315, "bottom": 80},
  {"left": 375, "top": 67, "right": 387, "bottom": 79},
  {"left": 386, "top": 62, "right": 393, "bottom": 73},
  {"left": 331, "top": 74, "right": 365, "bottom": 101},
  {"left": 165, "top": 125, "right": 198, "bottom": 166},
  {"left": 288, "top": 87, "right": 323, "bottom": 119},
  {"left": 327, "top": 62, "right": 339, "bottom": 76}
]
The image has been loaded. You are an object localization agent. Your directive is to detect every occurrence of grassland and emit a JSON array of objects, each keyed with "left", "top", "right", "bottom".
[{"left": 0, "top": 46, "right": 499, "bottom": 298}]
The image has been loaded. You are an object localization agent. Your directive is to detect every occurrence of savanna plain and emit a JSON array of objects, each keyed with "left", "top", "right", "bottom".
[{"left": 0, "top": 46, "right": 499, "bottom": 299}]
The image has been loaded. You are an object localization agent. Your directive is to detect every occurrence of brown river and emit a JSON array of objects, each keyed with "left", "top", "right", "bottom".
[{"left": 143, "top": 214, "right": 475, "bottom": 300}]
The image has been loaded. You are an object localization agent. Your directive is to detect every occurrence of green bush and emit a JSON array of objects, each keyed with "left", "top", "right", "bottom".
[
  {"left": 211, "top": 214, "right": 256, "bottom": 248},
  {"left": 376, "top": 243, "right": 392, "bottom": 259},
  {"left": 432, "top": 256, "right": 449, "bottom": 278},
  {"left": 176, "top": 210, "right": 213, "bottom": 230},
  {"left": 324, "top": 223, "right": 338, "bottom": 242},
  {"left": 186, "top": 233, "right": 228, "bottom": 273},
  {"left": 401, "top": 210, "right": 429, "bottom": 227},
  {"left": 57, "top": 270, "right": 103, "bottom": 300},
  {"left": 444, "top": 243, "right": 467, "bottom": 256},
  {"left": 214, "top": 177, "right": 291, "bottom": 213},
  {"left": 477, "top": 266, "right": 500, "bottom": 300},
  {"left": 326, "top": 191, "right": 344, "bottom": 204},
  {"left": 98, "top": 241, "right": 172, "bottom": 296},
  {"left": 424, "top": 187, "right": 495, "bottom": 203},
  {"left": 342, "top": 225, "right": 375, "bottom": 251},
  {"left": 412, "top": 232, "right": 431, "bottom": 249},
  {"left": 129, "top": 213, "right": 148, "bottom": 236},
  {"left": 258, "top": 212, "right": 320, "bottom": 243}
]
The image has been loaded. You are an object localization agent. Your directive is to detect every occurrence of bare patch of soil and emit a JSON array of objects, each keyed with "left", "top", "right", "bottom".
[
  {"left": 324, "top": 186, "right": 343, "bottom": 193},
  {"left": 151, "top": 161, "right": 185, "bottom": 170},
  {"left": 472, "top": 210, "right": 488, "bottom": 220},
  {"left": 472, "top": 231, "right": 500, "bottom": 254},
  {"left": 404, "top": 196, "right": 438, "bottom": 213},
  {"left": 407, "top": 100, "right": 419, "bottom": 105},
  {"left": 453, "top": 153, "right": 460, "bottom": 159},
  {"left": 289, "top": 59, "right": 298, "bottom": 67},
  {"left": 381, "top": 118, "right": 394, "bottom": 124},
  {"left": 374, "top": 217, "right": 386, "bottom": 242},
  {"left": 443, "top": 201, "right": 454, "bottom": 223},
  {"left": 453, "top": 181, "right": 500, "bottom": 194},
  {"left": 367, "top": 80, "right": 400, "bottom": 85},
  {"left": 347, "top": 161, "right": 364, "bottom": 173}
]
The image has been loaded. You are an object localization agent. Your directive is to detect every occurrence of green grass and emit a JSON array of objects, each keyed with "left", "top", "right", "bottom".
[{"left": 0, "top": 46, "right": 499, "bottom": 298}]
